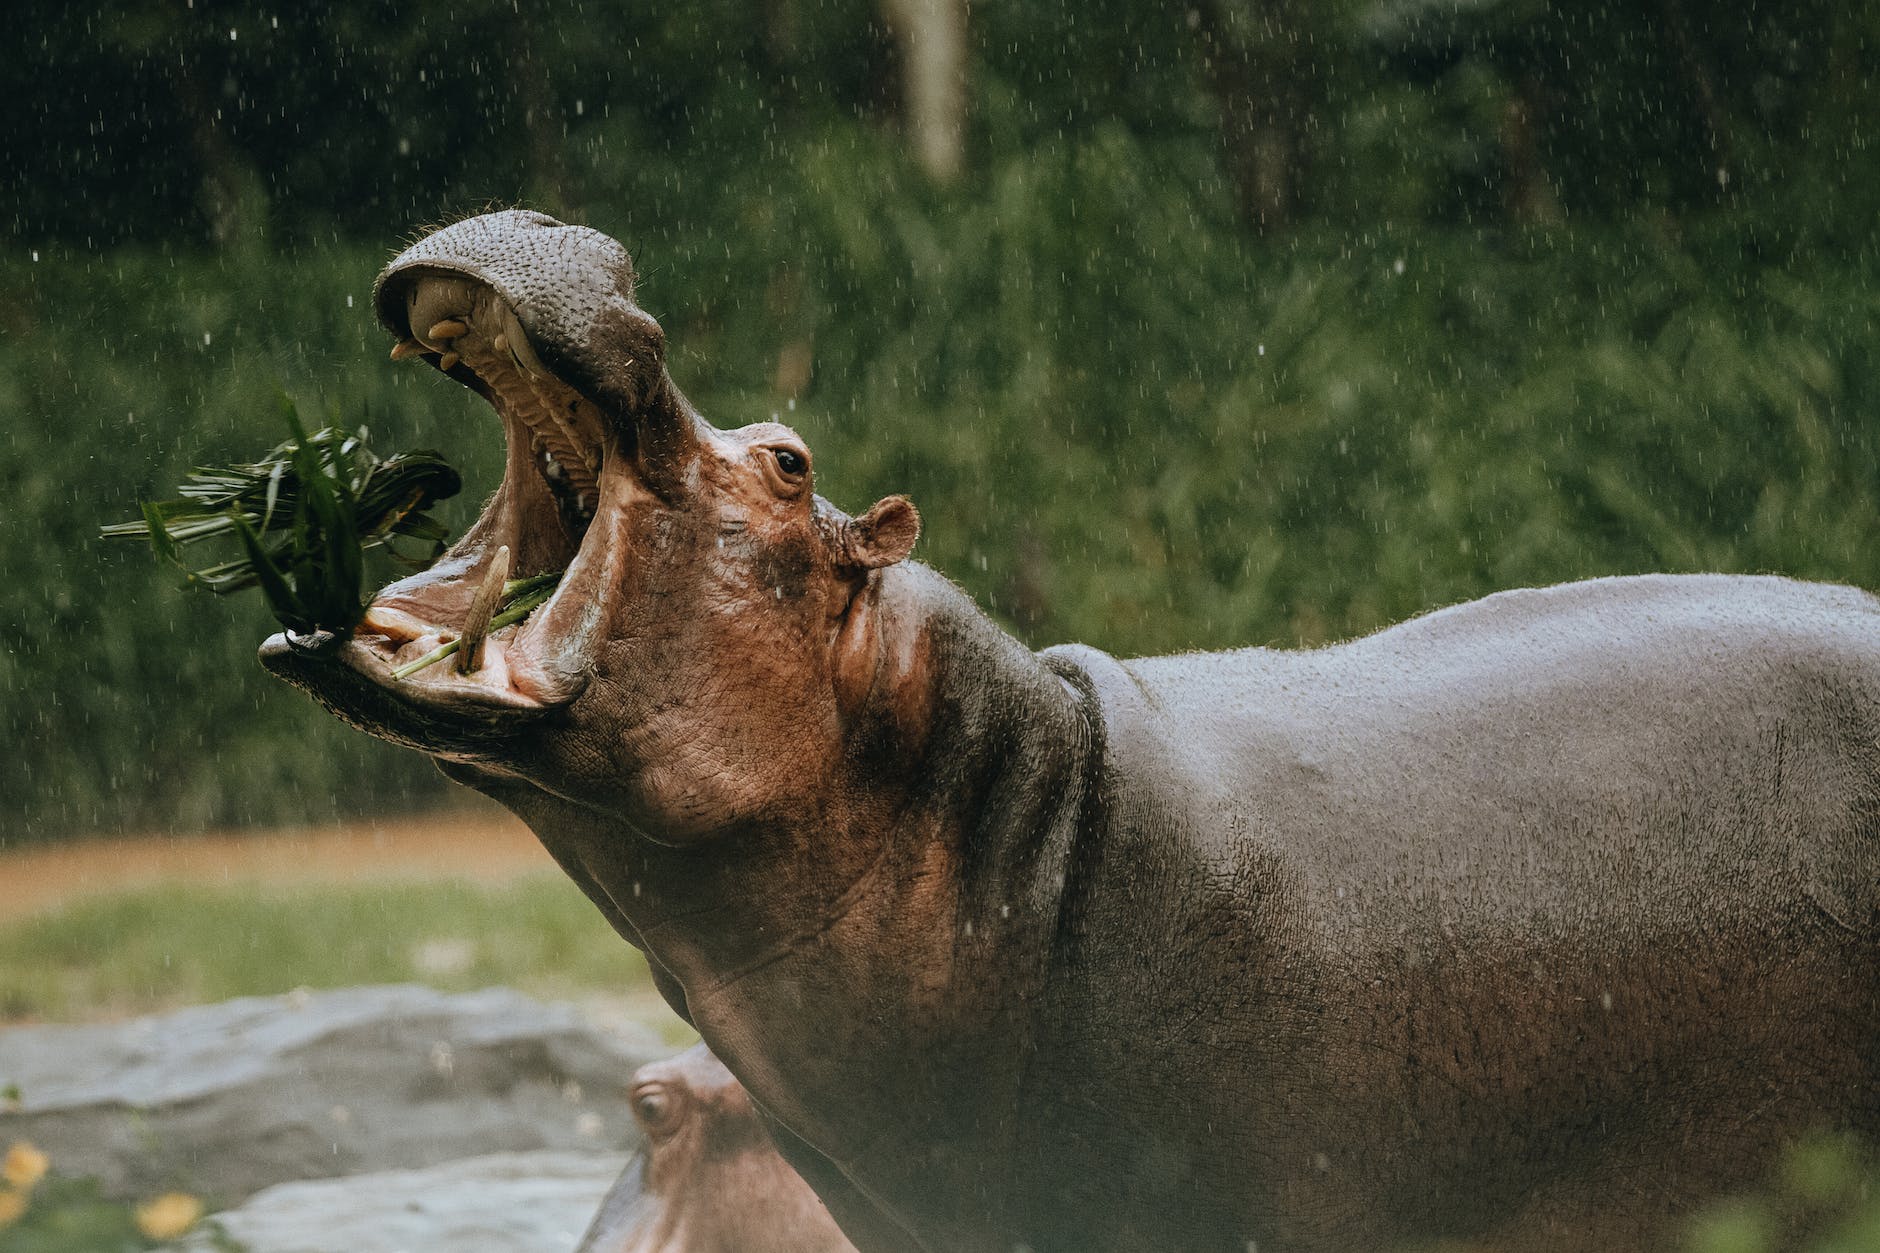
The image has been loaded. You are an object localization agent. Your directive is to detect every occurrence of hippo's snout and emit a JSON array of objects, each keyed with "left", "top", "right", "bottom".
[
  {"left": 258, "top": 212, "right": 705, "bottom": 743},
  {"left": 265, "top": 209, "right": 898, "bottom": 830}
]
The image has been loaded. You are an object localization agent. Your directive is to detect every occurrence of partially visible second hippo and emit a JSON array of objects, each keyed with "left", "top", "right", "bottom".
[{"left": 579, "top": 1045, "right": 854, "bottom": 1253}]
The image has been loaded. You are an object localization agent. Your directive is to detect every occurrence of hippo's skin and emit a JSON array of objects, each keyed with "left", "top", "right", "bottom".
[
  {"left": 262, "top": 210, "right": 1880, "bottom": 1252},
  {"left": 578, "top": 1045, "right": 854, "bottom": 1253}
]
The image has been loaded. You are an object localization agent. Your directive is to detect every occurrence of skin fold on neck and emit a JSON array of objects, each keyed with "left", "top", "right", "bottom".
[{"left": 453, "top": 561, "right": 1097, "bottom": 1237}]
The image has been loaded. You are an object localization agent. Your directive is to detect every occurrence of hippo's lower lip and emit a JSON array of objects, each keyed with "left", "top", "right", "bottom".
[{"left": 259, "top": 631, "right": 552, "bottom": 759}]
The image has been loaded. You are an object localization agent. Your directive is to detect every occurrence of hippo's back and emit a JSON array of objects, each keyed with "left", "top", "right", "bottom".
[
  {"left": 1061, "top": 573, "right": 1880, "bottom": 943},
  {"left": 1033, "top": 574, "right": 1880, "bottom": 1251}
]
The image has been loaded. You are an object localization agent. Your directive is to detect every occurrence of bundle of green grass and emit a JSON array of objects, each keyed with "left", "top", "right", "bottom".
[{"left": 103, "top": 401, "right": 558, "bottom": 678}]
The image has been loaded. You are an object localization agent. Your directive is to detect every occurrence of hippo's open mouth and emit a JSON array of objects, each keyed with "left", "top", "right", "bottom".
[
  {"left": 261, "top": 210, "right": 668, "bottom": 751},
  {"left": 347, "top": 267, "right": 631, "bottom": 706}
]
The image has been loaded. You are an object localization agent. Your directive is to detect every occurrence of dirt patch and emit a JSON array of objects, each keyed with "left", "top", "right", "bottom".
[{"left": 0, "top": 798, "right": 552, "bottom": 923}]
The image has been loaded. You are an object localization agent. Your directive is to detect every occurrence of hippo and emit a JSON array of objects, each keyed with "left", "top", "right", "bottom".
[
  {"left": 262, "top": 209, "right": 1880, "bottom": 1252},
  {"left": 578, "top": 1044, "right": 854, "bottom": 1253}
]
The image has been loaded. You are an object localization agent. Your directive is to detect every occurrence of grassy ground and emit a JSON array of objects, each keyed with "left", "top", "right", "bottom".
[
  {"left": 0, "top": 808, "right": 548, "bottom": 920},
  {"left": 0, "top": 874, "right": 679, "bottom": 1040},
  {"left": 0, "top": 816, "right": 676, "bottom": 1248},
  {"left": 0, "top": 845, "right": 688, "bottom": 1247}
]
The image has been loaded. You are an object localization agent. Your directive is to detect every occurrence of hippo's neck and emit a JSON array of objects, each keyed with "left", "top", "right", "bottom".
[
  {"left": 647, "top": 560, "right": 1095, "bottom": 1010},
  {"left": 508, "top": 563, "right": 1100, "bottom": 1214}
]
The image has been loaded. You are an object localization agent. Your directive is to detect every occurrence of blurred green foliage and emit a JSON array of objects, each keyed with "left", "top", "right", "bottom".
[
  {"left": 6, "top": 0, "right": 1874, "bottom": 243},
  {"left": 1686, "top": 1135, "right": 1880, "bottom": 1253},
  {"left": 0, "top": 1, "right": 1876, "bottom": 840},
  {"left": 0, "top": 1175, "right": 239, "bottom": 1253}
]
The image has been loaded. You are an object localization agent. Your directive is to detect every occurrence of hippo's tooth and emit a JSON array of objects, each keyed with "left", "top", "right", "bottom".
[
  {"left": 389, "top": 339, "right": 425, "bottom": 361},
  {"left": 456, "top": 544, "right": 511, "bottom": 675},
  {"left": 438, "top": 351, "right": 461, "bottom": 372},
  {"left": 549, "top": 404, "right": 597, "bottom": 476},
  {"left": 492, "top": 292, "right": 594, "bottom": 474},
  {"left": 361, "top": 604, "right": 430, "bottom": 641},
  {"left": 494, "top": 299, "right": 546, "bottom": 380},
  {"left": 492, "top": 333, "right": 509, "bottom": 355},
  {"left": 406, "top": 275, "right": 480, "bottom": 350}
]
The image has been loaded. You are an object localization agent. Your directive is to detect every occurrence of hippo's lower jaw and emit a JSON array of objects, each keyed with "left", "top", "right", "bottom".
[
  {"left": 261, "top": 216, "right": 668, "bottom": 745},
  {"left": 259, "top": 626, "right": 553, "bottom": 758}
]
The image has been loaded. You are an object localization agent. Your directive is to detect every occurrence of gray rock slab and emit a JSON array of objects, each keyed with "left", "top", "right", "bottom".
[
  {"left": 0, "top": 985, "right": 665, "bottom": 1203},
  {"left": 169, "top": 1150, "right": 631, "bottom": 1253}
]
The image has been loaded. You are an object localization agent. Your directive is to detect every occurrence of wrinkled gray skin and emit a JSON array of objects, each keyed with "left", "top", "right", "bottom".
[{"left": 263, "top": 210, "right": 1880, "bottom": 1252}]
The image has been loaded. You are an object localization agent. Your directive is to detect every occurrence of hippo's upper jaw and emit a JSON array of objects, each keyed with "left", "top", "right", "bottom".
[{"left": 260, "top": 210, "right": 680, "bottom": 756}]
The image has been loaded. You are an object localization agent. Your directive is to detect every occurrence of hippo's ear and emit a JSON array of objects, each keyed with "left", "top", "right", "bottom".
[{"left": 838, "top": 496, "right": 920, "bottom": 571}]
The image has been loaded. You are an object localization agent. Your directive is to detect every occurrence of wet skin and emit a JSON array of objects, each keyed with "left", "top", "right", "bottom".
[
  {"left": 263, "top": 211, "right": 1880, "bottom": 1252},
  {"left": 578, "top": 1044, "right": 853, "bottom": 1253}
]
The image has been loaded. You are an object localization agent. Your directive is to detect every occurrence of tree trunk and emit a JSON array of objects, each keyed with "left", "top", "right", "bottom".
[
  {"left": 881, "top": 0, "right": 967, "bottom": 183},
  {"left": 1191, "top": 0, "right": 1314, "bottom": 234},
  {"left": 1656, "top": 0, "right": 1734, "bottom": 200},
  {"left": 1500, "top": 72, "right": 1562, "bottom": 224},
  {"left": 171, "top": 63, "right": 268, "bottom": 250}
]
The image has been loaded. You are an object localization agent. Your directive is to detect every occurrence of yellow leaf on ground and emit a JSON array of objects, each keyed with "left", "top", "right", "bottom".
[
  {"left": 0, "top": 1188, "right": 26, "bottom": 1228},
  {"left": 135, "top": 1192, "right": 204, "bottom": 1240}
]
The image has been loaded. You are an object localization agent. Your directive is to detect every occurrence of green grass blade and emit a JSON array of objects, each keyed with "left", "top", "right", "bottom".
[
  {"left": 230, "top": 511, "right": 310, "bottom": 634},
  {"left": 262, "top": 456, "right": 288, "bottom": 532},
  {"left": 104, "top": 406, "right": 464, "bottom": 636},
  {"left": 141, "top": 500, "right": 180, "bottom": 566}
]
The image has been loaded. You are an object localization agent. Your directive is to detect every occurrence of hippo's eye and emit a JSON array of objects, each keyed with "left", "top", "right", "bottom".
[
  {"left": 632, "top": 1086, "right": 680, "bottom": 1136},
  {"left": 772, "top": 448, "right": 807, "bottom": 478}
]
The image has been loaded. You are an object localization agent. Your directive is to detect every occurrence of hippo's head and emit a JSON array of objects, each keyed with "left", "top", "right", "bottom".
[
  {"left": 582, "top": 1044, "right": 853, "bottom": 1253},
  {"left": 260, "top": 211, "right": 921, "bottom": 839}
]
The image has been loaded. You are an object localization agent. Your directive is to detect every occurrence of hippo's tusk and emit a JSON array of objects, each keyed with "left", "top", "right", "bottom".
[
  {"left": 456, "top": 544, "right": 511, "bottom": 674},
  {"left": 438, "top": 351, "right": 462, "bottom": 372},
  {"left": 495, "top": 299, "right": 547, "bottom": 380},
  {"left": 389, "top": 339, "right": 425, "bottom": 361},
  {"left": 405, "top": 275, "right": 479, "bottom": 352}
]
